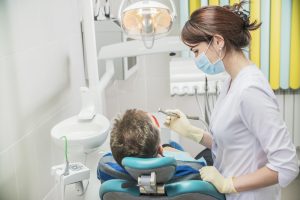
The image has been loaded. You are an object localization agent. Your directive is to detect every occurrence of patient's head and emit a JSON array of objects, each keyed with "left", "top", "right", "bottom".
[{"left": 110, "top": 109, "right": 162, "bottom": 166}]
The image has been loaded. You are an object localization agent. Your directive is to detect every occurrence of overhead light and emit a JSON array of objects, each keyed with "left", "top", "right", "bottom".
[{"left": 118, "top": 0, "right": 176, "bottom": 49}]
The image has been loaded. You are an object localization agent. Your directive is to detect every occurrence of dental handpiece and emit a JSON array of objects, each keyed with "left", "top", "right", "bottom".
[{"left": 158, "top": 108, "right": 199, "bottom": 120}]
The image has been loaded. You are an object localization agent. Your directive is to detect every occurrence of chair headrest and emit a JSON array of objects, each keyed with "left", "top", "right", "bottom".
[{"left": 122, "top": 157, "right": 176, "bottom": 183}]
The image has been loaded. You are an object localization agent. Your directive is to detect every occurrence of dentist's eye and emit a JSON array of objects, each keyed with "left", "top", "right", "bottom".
[{"left": 193, "top": 50, "right": 199, "bottom": 57}]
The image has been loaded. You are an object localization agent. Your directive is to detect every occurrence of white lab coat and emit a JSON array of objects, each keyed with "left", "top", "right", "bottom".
[{"left": 209, "top": 65, "right": 299, "bottom": 200}]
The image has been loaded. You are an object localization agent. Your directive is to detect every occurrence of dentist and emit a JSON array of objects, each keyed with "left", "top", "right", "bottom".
[{"left": 164, "top": 1, "right": 299, "bottom": 200}]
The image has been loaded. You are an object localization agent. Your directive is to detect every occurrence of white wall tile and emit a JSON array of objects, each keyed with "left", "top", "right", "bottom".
[
  {"left": 146, "top": 77, "right": 176, "bottom": 112},
  {"left": 0, "top": 0, "right": 41, "bottom": 57},
  {"left": 0, "top": 0, "right": 81, "bottom": 58},
  {"left": 0, "top": 38, "right": 84, "bottom": 152},
  {"left": 0, "top": 0, "right": 86, "bottom": 199},
  {"left": 12, "top": 103, "right": 85, "bottom": 200},
  {"left": 32, "top": 118, "right": 62, "bottom": 199},
  {"left": 0, "top": 0, "right": 13, "bottom": 57},
  {"left": 0, "top": 57, "right": 24, "bottom": 152},
  {"left": 0, "top": 150, "right": 19, "bottom": 200},
  {"left": 135, "top": 56, "right": 147, "bottom": 78},
  {"left": 12, "top": 134, "right": 42, "bottom": 200},
  {"left": 117, "top": 72, "right": 148, "bottom": 112},
  {"left": 42, "top": 188, "right": 57, "bottom": 200},
  {"left": 14, "top": 42, "right": 71, "bottom": 116},
  {"left": 38, "top": 0, "right": 81, "bottom": 43},
  {"left": 294, "top": 94, "right": 300, "bottom": 147},
  {"left": 105, "top": 80, "right": 121, "bottom": 120},
  {"left": 284, "top": 92, "right": 295, "bottom": 138},
  {"left": 144, "top": 53, "right": 172, "bottom": 79}
]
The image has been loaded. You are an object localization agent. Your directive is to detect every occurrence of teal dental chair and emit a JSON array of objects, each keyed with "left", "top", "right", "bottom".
[{"left": 99, "top": 156, "right": 226, "bottom": 200}]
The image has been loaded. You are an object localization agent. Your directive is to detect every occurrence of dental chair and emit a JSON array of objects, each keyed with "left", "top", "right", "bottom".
[{"left": 99, "top": 156, "right": 225, "bottom": 200}]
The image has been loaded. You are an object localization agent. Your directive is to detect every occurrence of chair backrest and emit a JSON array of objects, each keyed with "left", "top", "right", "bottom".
[
  {"left": 99, "top": 156, "right": 226, "bottom": 200},
  {"left": 97, "top": 153, "right": 205, "bottom": 184},
  {"left": 100, "top": 179, "right": 226, "bottom": 200},
  {"left": 122, "top": 156, "right": 176, "bottom": 183}
]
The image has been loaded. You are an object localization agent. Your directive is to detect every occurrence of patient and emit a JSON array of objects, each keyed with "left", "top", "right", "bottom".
[
  {"left": 97, "top": 109, "right": 213, "bottom": 183},
  {"left": 98, "top": 109, "right": 213, "bottom": 183},
  {"left": 110, "top": 109, "right": 201, "bottom": 166}
]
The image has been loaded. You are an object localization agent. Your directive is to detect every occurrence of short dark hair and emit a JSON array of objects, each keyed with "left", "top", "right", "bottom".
[
  {"left": 110, "top": 109, "right": 160, "bottom": 166},
  {"left": 181, "top": 1, "right": 261, "bottom": 51}
]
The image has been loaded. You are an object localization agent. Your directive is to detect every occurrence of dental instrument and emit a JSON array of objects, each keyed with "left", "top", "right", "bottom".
[
  {"left": 204, "top": 76, "right": 211, "bottom": 125},
  {"left": 158, "top": 108, "right": 200, "bottom": 121},
  {"left": 205, "top": 76, "right": 212, "bottom": 115},
  {"left": 194, "top": 88, "right": 209, "bottom": 131}
]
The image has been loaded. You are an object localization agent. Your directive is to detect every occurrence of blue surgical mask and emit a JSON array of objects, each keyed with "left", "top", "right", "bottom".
[{"left": 194, "top": 40, "right": 225, "bottom": 75}]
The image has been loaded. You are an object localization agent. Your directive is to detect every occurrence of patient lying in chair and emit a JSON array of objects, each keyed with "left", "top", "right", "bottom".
[{"left": 98, "top": 109, "right": 211, "bottom": 183}]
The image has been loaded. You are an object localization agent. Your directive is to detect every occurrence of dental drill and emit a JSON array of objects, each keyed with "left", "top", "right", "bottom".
[{"left": 158, "top": 108, "right": 200, "bottom": 121}]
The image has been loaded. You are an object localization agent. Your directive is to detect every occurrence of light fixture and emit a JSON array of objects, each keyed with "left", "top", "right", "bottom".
[{"left": 118, "top": 0, "right": 177, "bottom": 49}]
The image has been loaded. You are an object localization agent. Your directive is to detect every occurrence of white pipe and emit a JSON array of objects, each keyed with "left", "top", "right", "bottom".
[
  {"left": 81, "top": 0, "right": 99, "bottom": 90},
  {"left": 118, "top": 0, "right": 126, "bottom": 22},
  {"left": 98, "top": 36, "right": 188, "bottom": 60},
  {"left": 98, "top": 60, "right": 115, "bottom": 114},
  {"left": 81, "top": 0, "right": 108, "bottom": 115},
  {"left": 169, "top": 0, "right": 177, "bottom": 19},
  {"left": 98, "top": 60, "right": 115, "bottom": 91}
]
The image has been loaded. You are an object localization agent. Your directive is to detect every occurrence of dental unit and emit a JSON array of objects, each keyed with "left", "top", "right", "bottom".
[
  {"left": 50, "top": 0, "right": 187, "bottom": 198},
  {"left": 50, "top": 0, "right": 228, "bottom": 199}
]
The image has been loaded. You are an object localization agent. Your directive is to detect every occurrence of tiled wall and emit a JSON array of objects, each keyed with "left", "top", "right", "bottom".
[{"left": 0, "top": 0, "right": 85, "bottom": 199}]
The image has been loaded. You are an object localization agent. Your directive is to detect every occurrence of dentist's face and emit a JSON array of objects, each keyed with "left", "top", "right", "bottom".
[
  {"left": 191, "top": 40, "right": 220, "bottom": 64},
  {"left": 190, "top": 41, "right": 209, "bottom": 58}
]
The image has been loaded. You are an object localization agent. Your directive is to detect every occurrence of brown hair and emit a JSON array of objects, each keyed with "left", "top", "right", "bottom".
[
  {"left": 110, "top": 109, "right": 160, "bottom": 166},
  {"left": 181, "top": 1, "right": 261, "bottom": 51}
]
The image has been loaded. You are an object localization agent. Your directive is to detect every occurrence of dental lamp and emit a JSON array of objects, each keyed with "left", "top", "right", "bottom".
[{"left": 118, "top": 0, "right": 177, "bottom": 49}]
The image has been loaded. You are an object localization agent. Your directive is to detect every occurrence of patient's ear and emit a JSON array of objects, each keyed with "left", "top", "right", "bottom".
[{"left": 158, "top": 145, "right": 163, "bottom": 155}]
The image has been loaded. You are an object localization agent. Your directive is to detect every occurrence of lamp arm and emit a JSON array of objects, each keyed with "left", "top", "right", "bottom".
[
  {"left": 169, "top": 0, "right": 177, "bottom": 19},
  {"left": 118, "top": 0, "right": 126, "bottom": 22}
]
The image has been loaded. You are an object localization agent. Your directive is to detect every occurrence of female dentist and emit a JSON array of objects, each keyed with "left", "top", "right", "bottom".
[{"left": 164, "top": 1, "right": 299, "bottom": 200}]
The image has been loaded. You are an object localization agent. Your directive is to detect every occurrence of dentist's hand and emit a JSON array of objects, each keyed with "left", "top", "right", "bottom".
[
  {"left": 164, "top": 109, "right": 204, "bottom": 143},
  {"left": 200, "top": 166, "right": 237, "bottom": 194}
]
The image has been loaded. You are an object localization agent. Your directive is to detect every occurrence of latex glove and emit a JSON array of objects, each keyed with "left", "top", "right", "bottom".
[
  {"left": 200, "top": 166, "right": 237, "bottom": 194},
  {"left": 164, "top": 109, "right": 204, "bottom": 143}
]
